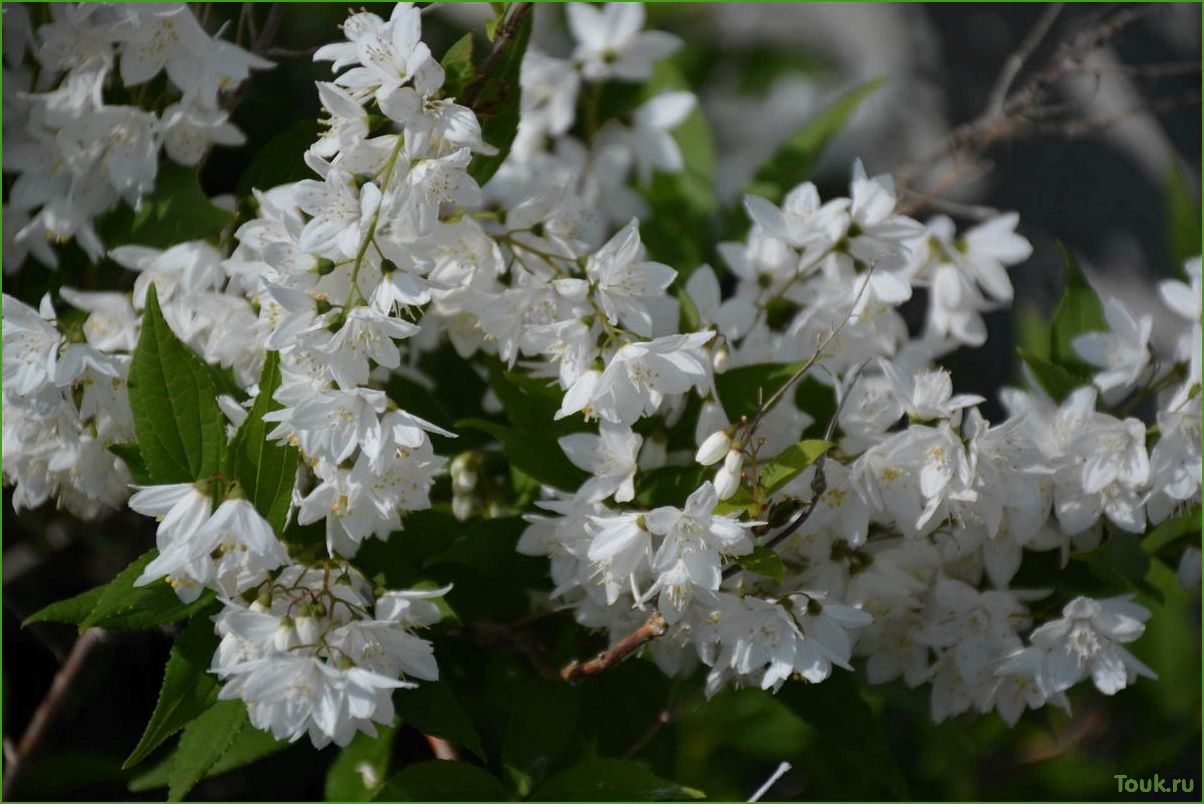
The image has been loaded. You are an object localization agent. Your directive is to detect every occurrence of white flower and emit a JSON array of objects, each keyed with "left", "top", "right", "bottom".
[
  {"left": 999, "top": 596, "right": 1156, "bottom": 696},
  {"left": 160, "top": 101, "right": 245, "bottom": 166},
  {"left": 137, "top": 498, "right": 289, "bottom": 600},
  {"left": 559, "top": 421, "right": 642, "bottom": 503},
  {"left": 879, "top": 359, "right": 984, "bottom": 421},
  {"left": 566, "top": 2, "right": 681, "bottom": 82},
  {"left": 316, "top": 305, "right": 420, "bottom": 390},
  {"left": 128, "top": 482, "right": 214, "bottom": 552},
  {"left": 627, "top": 91, "right": 695, "bottom": 184},
  {"left": 557, "top": 332, "right": 714, "bottom": 425},
  {"left": 1073, "top": 297, "right": 1153, "bottom": 401},
  {"left": 713, "top": 449, "right": 744, "bottom": 500},
  {"left": 586, "top": 220, "right": 676, "bottom": 337},
  {"left": 2, "top": 293, "right": 61, "bottom": 398},
  {"left": 264, "top": 387, "right": 386, "bottom": 465},
  {"left": 1158, "top": 256, "right": 1201, "bottom": 401}
]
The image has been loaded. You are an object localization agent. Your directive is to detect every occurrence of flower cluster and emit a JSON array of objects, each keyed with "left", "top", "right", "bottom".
[
  {"left": 2, "top": 3, "right": 267, "bottom": 269},
  {"left": 2, "top": 2, "right": 1199, "bottom": 750}
]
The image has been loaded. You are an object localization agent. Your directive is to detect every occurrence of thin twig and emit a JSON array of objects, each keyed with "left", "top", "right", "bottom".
[
  {"left": 462, "top": 2, "right": 533, "bottom": 108},
  {"left": 2, "top": 629, "right": 106, "bottom": 799},
  {"left": 560, "top": 612, "right": 667, "bottom": 684},
  {"left": 986, "top": 3, "right": 1065, "bottom": 118}
]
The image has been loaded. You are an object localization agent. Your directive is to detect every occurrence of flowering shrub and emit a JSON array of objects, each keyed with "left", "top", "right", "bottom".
[{"left": 3, "top": 3, "right": 1200, "bottom": 801}]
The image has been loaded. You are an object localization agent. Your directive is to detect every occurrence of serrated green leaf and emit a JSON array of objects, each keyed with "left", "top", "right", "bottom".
[
  {"left": 108, "top": 442, "right": 152, "bottom": 484},
  {"left": 80, "top": 550, "right": 214, "bottom": 631},
  {"left": 1018, "top": 347, "right": 1082, "bottom": 402},
  {"left": 758, "top": 439, "right": 832, "bottom": 497},
  {"left": 129, "top": 285, "right": 226, "bottom": 483},
  {"left": 735, "top": 546, "right": 785, "bottom": 581},
  {"left": 226, "top": 351, "right": 298, "bottom": 533},
  {"left": 455, "top": 417, "right": 587, "bottom": 490},
  {"left": 124, "top": 616, "right": 220, "bottom": 769},
  {"left": 392, "top": 681, "right": 485, "bottom": 759},
  {"left": 464, "top": 7, "right": 531, "bottom": 185},
  {"left": 128, "top": 721, "right": 287, "bottom": 793},
  {"left": 531, "top": 758, "right": 701, "bottom": 801},
  {"left": 236, "top": 120, "right": 322, "bottom": 196},
  {"left": 22, "top": 586, "right": 104, "bottom": 628},
  {"left": 168, "top": 699, "right": 250, "bottom": 802},
  {"left": 745, "top": 77, "right": 884, "bottom": 206},
  {"left": 103, "top": 164, "right": 233, "bottom": 249},
  {"left": 503, "top": 682, "right": 579, "bottom": 795},
  {"left": 1049, "top": 243, "right": 1106, "bottom": 375},
  {"left": 375, "top": 761, "right": 509, "bottom": 802},
  {"left": 325, "top": 724, "right": 396, "bottom": 802}
]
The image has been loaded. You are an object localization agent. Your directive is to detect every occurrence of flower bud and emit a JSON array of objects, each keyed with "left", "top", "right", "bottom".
[
  {"left": 295, "top": 614, "right": 322, "bottom": 645},
  {"left": 695, "top": 429, "right": 732, "bottom": 466},
  {"left": 273, "top": 617, "right": 299, "bottom": 651},
  {"left": 714, "top": 449, "right": 744, "bottom": 500},
  {"left": 712, "top": 344, "right": 729, "bottom": 373},
  {"left": 452, "top": 494, "right": 473, "bottom": 521}
]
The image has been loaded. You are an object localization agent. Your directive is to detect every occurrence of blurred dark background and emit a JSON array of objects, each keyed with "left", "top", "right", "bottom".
[{"left": 3, "top": 3, "right": 1200, "bottom": 800}]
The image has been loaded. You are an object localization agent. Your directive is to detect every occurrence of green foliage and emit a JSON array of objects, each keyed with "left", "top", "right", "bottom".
[
  {"left": 128, "top": 285, "right": 227, "bottom": 483},
  {"left": 375, "top": 761, "right": 509, "bottom": 802},
  {"left": 102, "top": 164, "right": 233, "bottom": 248},
  {"left": 456, "top": 418, "right": 588, "bottom": 490},
  {"left": 392, "top": 682, "right": 485, "bottom": 759},
  {"left": 734, "top": 545, "right": 785, "bottom": 581},
  {"left": 108, "top": 442, "right": 153, "bottom": 484},
  {"left": 167, "top": 699, "right": 253, "bottom": 801},
  {"left": 464, "top": 7, "right": 532, "bottom": 185},
  {"left": 1017, "top": 347, "right": 1081, "bottom": 402},
  {"left": 128, "top": 720, "right": 288, "bottom": 794},
  {"left": 530, "top": 758, "right": 701, "bottom": 801},
  {"left": 224, "top": 351, "right": 298, "bottom": 533},
  {"left": 325, "top": 725, "right": 396, "bottom": 802},
  {"left": 636, "top": 465, "right": 707, "bottom": 508},
  {"left": 777, "top": 672, "right": 908, "bottom": 800},
  {"left": 1048, "top": 243, "right": 1107, "bottom": 377},
  {"left": 1165, "top": 163, "right": 1202, "bottom": 268},
  {"left": 757, "top": 439, "right": 831, "bottom": 496},
  {"left": 237, "top": 120, "right": 322, "bottom": 196},
  {"left": 502, "top": 681, "right": 580, "bottom": 794},
  {"left": 124, "top": 616, "right": 221, "bottom": 769},
  {"left": 24, "top": 550, "right": 213, "bottom": 631},
  {"left": 439, "top": 34, "right": 476, "bottom": 101},
  {"left": 744, "top": 77, "right": 885, "bottom": 206}
]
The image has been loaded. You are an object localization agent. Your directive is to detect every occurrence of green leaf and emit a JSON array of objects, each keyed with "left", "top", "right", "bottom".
[
  {"left": 326, "top": 725, "right": 396, "bottom": 802},
  {"left": 486, "top": 363, "right": 585, "bottom": 436},
  {"left": 167, "top": 699, "right": 251, "bottom": 802},
  {"left": 464, "top": 7, "right": 532, "bottom": 185},
  {"left": 103, "top": 164, "right": 233, "bottom": 249},
  {"left": 375, "top": 761, "right": 509, "bottom": 802},
  {"left": 455, "top": 417, "right": 587, "bottom": 490},
  {"left": 1072, "top": 531, "right": 1152, "bottom": 594},
  {"left": 636, "top": 465, "right": 707, "bottom": 508},
  {"left": 392, "top": 681, "right": 485, "bottom": 759},
  {"left": 22, "top": 586, "right": 105, "bottom": 627},
  {"left": 129, "top": 285, "right": 227, "bottom": 483},
  {"left": 236, "top": 120, "right": 322, "bottom": 196},
  {"left": 440, "top": 33, "right": 476, "bottom": 100},
  {"left": 531, "top": 758, "right": 701, "bottom": 801},
  {"left": 758, "top": 439, "right": 832, "bottom": 497},
  {"left": 503, "top": 682, "right": 579, "bottom": 794},
  {"left": 1143, "top": 508, "right": 1202, "bottom": 556},
  {"left": 778, "top": 672, "right": 908, "bottom": 799},
  {"left": 1049, "top": 243, "right": 1106, "bottom": 375},
  {"left": 1018, "top": 347, "right": 1082, "bottom": 402},
  {"left": 80, "top": 550, "right": 214, "bottom": 631},
  {"left": 638, "top": 60, "right": 718, "bottom": 272},
  {"left": 225, "top": 351, "right": 298, "bottom": 533},
  {"left": 735, "top": 546, "right": 785, "bottom": 581},
  {"left": 108, "top": 443, "right": 152, "bottom": 485},
  {"left": 1166, "top": 163, "right": 1202, "bottom": 268},
  {"left": 128, "top": 722, "right": 287, "bottom": 793},
  {"left": 124, "top": 616, "right": 220, "bottom": 769},
  {"left": 714, "top": 361, "right": 802, "bottom": 422},
  {"left": 744, "top": 77, "right": 884, "bottom": 206}
]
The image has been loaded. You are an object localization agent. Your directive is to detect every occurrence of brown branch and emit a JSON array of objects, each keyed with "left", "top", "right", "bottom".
[
  {"left": 2, "top": 629, "right": 105, "bottom": 799},
  {"left": 462, "top": 2, "right": 533, "bottom": 108},
  {"left": 985, "top": 3, "right": 1065, "bottom": 118},
  {"left": 561, "top": 612, "right": 667, "bottom": 683}
]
